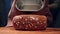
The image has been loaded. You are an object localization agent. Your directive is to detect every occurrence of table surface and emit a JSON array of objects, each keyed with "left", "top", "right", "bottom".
[{"left": 0, "top": 27, "right": 60, "bottom": 34}]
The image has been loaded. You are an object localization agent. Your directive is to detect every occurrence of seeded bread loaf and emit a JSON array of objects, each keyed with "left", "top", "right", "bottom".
[{"left": 12, "top": 15, "right": 47, "bottom": 30}]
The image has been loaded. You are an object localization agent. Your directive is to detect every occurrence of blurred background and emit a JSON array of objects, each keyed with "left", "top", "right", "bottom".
[{"left": 0, "top": 0, "right": 60, "bottom": 27}]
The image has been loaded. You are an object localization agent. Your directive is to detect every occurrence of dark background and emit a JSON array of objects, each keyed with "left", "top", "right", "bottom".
[{"left": 0, "top": 0, "right": 60, "bottom": 27}]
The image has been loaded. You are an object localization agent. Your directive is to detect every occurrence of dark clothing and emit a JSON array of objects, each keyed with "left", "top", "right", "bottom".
[
  {"left": 0, "top": 0, "right": 7, "bottom": 27},
  {"left": 49, "top": 0, "right": 60, "bottom": 27},
  {"left": 0, "top": 0, "right": 13, "bottom": 27}
]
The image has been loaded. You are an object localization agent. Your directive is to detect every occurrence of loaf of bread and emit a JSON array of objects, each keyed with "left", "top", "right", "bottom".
[{"left": 12, "top": 15, "right": 47, "bottom": 30}]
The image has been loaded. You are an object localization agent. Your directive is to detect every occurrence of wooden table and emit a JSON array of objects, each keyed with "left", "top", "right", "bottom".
[{"left": 0, "top": 27, "right": 60, "bottom": 34}]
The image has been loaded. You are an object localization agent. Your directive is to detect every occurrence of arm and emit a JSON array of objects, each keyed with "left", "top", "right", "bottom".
[
  {"left": 7, "top": 0, "right": 17, "bottom": 26},
  {"left": 48, "top": 0, "right": 59, "bottom": 8}
]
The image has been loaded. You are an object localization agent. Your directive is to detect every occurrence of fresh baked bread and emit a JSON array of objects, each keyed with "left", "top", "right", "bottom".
[{"left": 12, "top": 15, "right": 47, "bottom": 30}]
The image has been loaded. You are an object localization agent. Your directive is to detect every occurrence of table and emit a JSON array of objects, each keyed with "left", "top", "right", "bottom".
[{"left": 0, "top": 27, "right": 60, "bottom": 34}]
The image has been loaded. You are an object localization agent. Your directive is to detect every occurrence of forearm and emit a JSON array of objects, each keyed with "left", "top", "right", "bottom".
[
  {"left": 48, "top": 3, "right": 58, "bottom": 9},
  {"left": 48, "top": 0, "right": 59, "bottom": 8}
]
